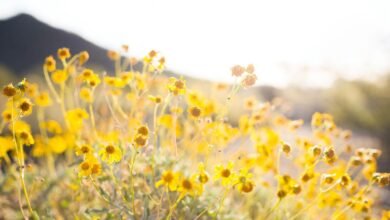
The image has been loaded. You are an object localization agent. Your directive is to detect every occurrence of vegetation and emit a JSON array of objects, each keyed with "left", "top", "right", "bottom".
[{"left": 0, "top": 47, "right": 389, "bottom": 219}]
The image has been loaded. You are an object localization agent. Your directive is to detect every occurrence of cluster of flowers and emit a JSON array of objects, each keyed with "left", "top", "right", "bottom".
[{"left": 0, "top": 47, "right": 389, "bottom": 219}]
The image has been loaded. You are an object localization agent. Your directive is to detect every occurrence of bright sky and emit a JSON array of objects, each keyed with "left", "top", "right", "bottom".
[{"left": 1, "top": 0, "right": 390, "bottom": 87}]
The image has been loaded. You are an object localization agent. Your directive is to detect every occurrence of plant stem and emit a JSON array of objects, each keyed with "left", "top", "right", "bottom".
[
  {"left": 165, "top": 194, "right": 184, "bottom": 220},
  {"left": 11, "top": 98, "right": 34, "bottom": 216}
]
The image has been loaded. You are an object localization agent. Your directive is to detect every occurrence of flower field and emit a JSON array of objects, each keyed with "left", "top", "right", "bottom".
[{"left": 0, "top": 47, "right": 389, "bottom": 219}]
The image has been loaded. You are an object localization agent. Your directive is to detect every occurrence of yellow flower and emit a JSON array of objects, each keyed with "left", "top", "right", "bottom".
[
  {"left": 2, "top": 83, "right": 17, "bottom": 97},
  {"left": 17, "top": 130, "right": 35, "bottom": 146},
  {"left": 48, "top": 135, "right": 68, "bottom": 154},
  {"left": 35, "top": 91, "right": 52, "bottom": 107},
  {"left": 167, "top": 77, "right": 186, "bottom": 95},
  {"left": 78, "top": 155, "right": 100, "bottom": 177},
  {"left": 41, "top": 120, "right": 62, "bottom": 134},
  {"left": 78, "top": 51, "right": 89, "bottom": 65},
  {"left": 91, "top": 162, "right": 102, "bottom": 175},
  {"left": 244, "top": 97, "right": 257, "bottom": 110},
  {"left": 155, "top": 170, "right": 180, "bottom": 191},
  {"left": 133, "top": 134, "right": 147, "bottom": 148},
  {"left": 32, "top": 135, "right": 48, "bottom": 157},
  {"left": 79, "top": 160, "right": 92, "bottom": 177},
  {"left": 120, "top": 72, "right": 134, "bottom": 84},
  {"left": 148, "top": 95, "right": 162, "bottom": 104},
  {"left": 79, "top": 69, "right": 94, "bottom": 81},
  {"left": 88, "top": 74, "right": 101, "bottom": 87},
  {"left": 158, "top": 114, "right": 173, "bottom": 128},
  {"left": 214, "top": 162, "right": 235, "bottom": 186},
  {"left": 188, "top": 106, "right": 202, "bottom": 118},
  {"left": 65, "top": 108, "right": 89, "bottom": 132},
  {"left": 104, "top": 76, "right": 126, "bottom": 88},
  {"left": 177, "top": 176, "right": 202, "bottom": 196},
  {"left": 107, "top": 50, "right": 120, "bottom": 60},
  {"left": 75, "top": 144, "right": 93, "bottom": 156},
  {"left": 2, "top": 109, "right": 12, "bottom": 122},
  {"left": 134, "top": 73, "right": 146, "bottom": 90},
  {"left": 137, "top": 125, "right": 149, "bottom": 136},
  {"left": 99, "top": 144, "right": 122, "bottom": 164},
  {"left": 0, "top": 136, "right": 13, "bottom": 161},
  {"left": 9, "top": 120, "right": 31, "bottom": 133},
  {"left": 80, "top": 87, "right": 93, "bottom": 103},
  {"left": 57, "top": 47, "right": 71, "bottom": 60},
  {"left": 235, "top": 169, "right": 255, "bottom": 193},
  {"left": 196, "top": 162, "right": 209, "bottom": 184},
  {"left": 143, "top": 50, "right": 157, "bottom": 64},
  {"left": 51, "top": 70, "right": 68, "bottom": 84},
  {"left": 44, "top": 56, "right": 56, "bottom": 72},
  {"left": 26, "top": 82, "right": 38, "bottom": 98},
  {"left": 17, "top": 98, "right": 33, "bottom": 116}
]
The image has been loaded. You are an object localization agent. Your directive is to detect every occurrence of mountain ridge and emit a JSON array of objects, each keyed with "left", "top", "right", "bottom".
[{"left": 0, "top": 13, "right": 113, "bottom": 75}]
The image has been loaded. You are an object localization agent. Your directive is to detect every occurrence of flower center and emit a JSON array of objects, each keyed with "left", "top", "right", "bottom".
[
  {"left": 190, "top": 107, "right": 201, "bottom": 117},
  {"left": 20, "top": 102, "right": 31, "bottom": 111},
  {"left": 81, "top": 162, "right": 90, "bottom": 170},
  {"left": 198, "top": 174, "right": 209, "bottom": 183},
  {"left": 239, "top": 176, "right": 246, "bottom": 183},
  {"left": 182, "top": 179, "right": 192, "bottom": 190},
  {"left": 20, "top": 131, "right": 29, "bottom": 139},
  {"left": 163, "top": 173, "right": 174, "bottom": 183},
  {"left": 175, "top": 80, "right": 184, "bottom": 89},
  {"left": 81, "top": 146, "right": 90, "bottom": 154},
  {"left": 91, "top": 164, "right": 100, "bottom": 174},
  {"left": 106, "top": 145, "right": 115, "bottom": 154},
  {"left": 221, "top": 169, "right": 231, "bottom": 178}
]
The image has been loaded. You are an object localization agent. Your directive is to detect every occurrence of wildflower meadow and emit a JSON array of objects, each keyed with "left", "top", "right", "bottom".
[{"left": 0, "top": 47, "right": 389, "bottom": 219}]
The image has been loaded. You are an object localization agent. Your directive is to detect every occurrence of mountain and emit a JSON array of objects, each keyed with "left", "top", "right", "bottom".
[{"left": 0, "top": 13, "right": 113, "bottom": 75}]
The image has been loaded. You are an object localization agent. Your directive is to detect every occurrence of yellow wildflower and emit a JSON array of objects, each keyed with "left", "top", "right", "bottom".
[
  {"left": 156, "top": 170, "right": 180, "bottom": 191},
  {"left": 35, "top": 91, "right": 52, "bottom": 107},
  {"left": 48, "top": 135, "right": 68, "bottom": 154},
  {"left": 75, "top": 144, "right": 93, "bottom": 156},
  {"left": 177, "top": 176, "right": 202, "bottom": 196},
  {"left": 17, "top": 130, "right": 34, "bottom": 146},
  {"left": 235, "top": 169, "right": 255, "bottom": 193},
  {"left": 2, "top": 109, "right": 12, "bottom": 122},
  {"left": 0, "top": 136, "right": 13, "bottom": 161},
  {"left": 41, "top": 120, "right": 62, "bottom": 134},
  {"left": 107, "top": 50, "right": 120, "bottom": 60},
  {"left": 17, "top": 98, "right": 33, "bottom": 116},
  {"left": 51, "top": 70, "right": 68, "bottom": 84},
  {"left": 65, "top": 108, "right": 89, "bottom": 132},
  {"left": 2, "top": 83, "right": 17, "bottom": 97},
  {"left": 214, "top": 162, "right": 235, "bottom": 186},
  {"left": 44, "top": 56, "right": 56, "bottom": 72},
  {"left": 167, "top": 77, "right": 186, "bottom": 95},
  {"left": 57, "top": 47, "right": 71, "bottom": 60},
  {"left": 78, "top": 155, "right": 100, "bottom": 177},
  {"left": 80, "top": 87, "right": 93, "bottom": 103},
  {"left": 78, "top": 51, "right": 89, "bottom": 65},
  {"left": 196, "top": 162, "right": 209, "bottom": 184},
  {"left": 99, "top": 144, "right": 122, "bottom": 164}
]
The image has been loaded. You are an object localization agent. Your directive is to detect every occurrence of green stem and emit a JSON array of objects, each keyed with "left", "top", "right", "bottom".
[
  {"left": 165, "top": 194, "right": 184, "bottom": 220},
  {"left": 264, "top": 198, "right": 283, "bottom": 219},
  {"left": 129, "top": 151, "right": 138, "bottom": 220},
  {"left": 11, "top": 98, "right": 34, "bottom": 216}
]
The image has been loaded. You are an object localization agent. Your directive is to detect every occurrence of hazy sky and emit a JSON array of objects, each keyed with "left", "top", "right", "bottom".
[{"left": 1, "top": 0, "right": 390, "bottom": 87}]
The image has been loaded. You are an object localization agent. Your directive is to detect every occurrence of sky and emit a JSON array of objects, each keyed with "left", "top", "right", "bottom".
[{"left": 1, "top": 0, "right": 390, "bottom": 88}]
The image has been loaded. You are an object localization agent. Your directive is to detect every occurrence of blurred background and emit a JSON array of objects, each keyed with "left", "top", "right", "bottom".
[{"left": 0, "top": 0, "right": 389, "bottom": 168}]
